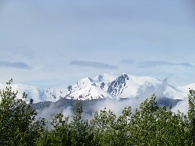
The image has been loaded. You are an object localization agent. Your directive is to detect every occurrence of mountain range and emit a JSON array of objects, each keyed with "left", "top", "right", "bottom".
[{"left": 0, "top": 73, "right": 194, "bottom": 113}]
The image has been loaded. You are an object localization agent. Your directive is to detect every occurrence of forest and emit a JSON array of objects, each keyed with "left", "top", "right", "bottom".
[{"left": 0, "top": 79, "right": 194, "bottom": 146}]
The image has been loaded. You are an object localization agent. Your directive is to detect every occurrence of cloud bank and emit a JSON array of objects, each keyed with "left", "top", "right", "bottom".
[
  {"left": 138, "top": 61, "right": 194, "bottom": 68},
  {"left": 69, "top": 60, "right": 117, "bottom": 69},
  {"left": 0, "top": 61, "right": 32, "bottom": 70}
]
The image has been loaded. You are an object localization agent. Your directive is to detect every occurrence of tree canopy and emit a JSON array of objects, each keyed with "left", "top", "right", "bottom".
[{"left": 0, "top": 79, "right": 195, "bottom": 145}]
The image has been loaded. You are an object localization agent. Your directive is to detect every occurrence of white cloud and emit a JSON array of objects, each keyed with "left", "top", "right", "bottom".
[
  {"left": 0, "top": 61, "right": 32, "bottom": 70},
  {"left": 138, "top": 61, "right": 194, "bottom": 68}
]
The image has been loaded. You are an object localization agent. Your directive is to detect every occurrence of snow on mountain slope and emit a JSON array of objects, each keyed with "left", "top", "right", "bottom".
[
  {"left": 107, "top": 74, "right": 161, "bottom": 98},
  {"left": 171, "top": 83, "right": 195, "bottom": 113},
  {"left": 93, "top": 73, "right": 118, "bottom": 91},
  {"left": 106, "top": 74, "right": 186, "bottom": 100},
  {"left": 93, "top": 73, "right": 118, "bottom": 83},
  {"left": 177, "top": 83, "right": 195, "bottom": 93},
  {"left": 172, "top": 97, "right": 189, "bottom": 113},
  {"left": 0, "top": 73, "right": 191, "bottom": 103},
  {"left": 0, "top": 83, "right": 60, "bottom": 103},
  {"left": 56, "top": 73, "right": 189, "bottom": 101},
  {"left": 62, "top": 77, "right": 114, "bottom": 100}
]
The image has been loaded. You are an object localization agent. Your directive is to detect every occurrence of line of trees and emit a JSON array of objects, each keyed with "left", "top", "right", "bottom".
[{"left": 0, "top": 79, "right": 195, "bottom": 146}]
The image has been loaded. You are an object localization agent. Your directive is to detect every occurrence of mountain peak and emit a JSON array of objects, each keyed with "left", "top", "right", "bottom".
[
  {"left": 0, "top": 73, "right": 189, "bottom": 102},
  {"left": 107, "top": 74, "right": 129, "bottom": 97}
]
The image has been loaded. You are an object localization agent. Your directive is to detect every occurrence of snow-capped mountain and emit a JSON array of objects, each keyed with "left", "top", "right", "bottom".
[
  {"left": 0, "top": 83, "right": 61, "bottom": 103},
  {"left": 63, "top": 73, "right": 187, "bottom": 101},
  {"left": 63, "top": 73, "right": 118, "bottom": 100},
  {"left": 0, "top": 73, "right": 191, "bottom": 103}
]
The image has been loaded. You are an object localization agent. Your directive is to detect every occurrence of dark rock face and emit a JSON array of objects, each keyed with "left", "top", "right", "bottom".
[
  {"left": 32, "top": 101, "right": 53, "bottom": 111},
  {"left": 157, "top": 97, "right": 181, "bottom": 108},
  {"left": 67, "top": 85, "right": 72, "bottom": 91},
  {"left": 100, "top": 82, "right": 105, "bottom": 89},
  {"left": 107, "top": 74, "right": 129, "bottom": 96}
]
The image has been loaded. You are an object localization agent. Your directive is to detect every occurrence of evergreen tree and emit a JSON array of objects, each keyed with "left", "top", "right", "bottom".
[
  {"left": 1, "top": 79, "right": 195, "bottom": 145},
  {"left": 128, "top": 95, "right": 190, "bottom": 145},
  {"left": 36, "top": 100, "right": 93, "bottom": 146},
  {"left": 90, "top": 108, "right": 117, "bottom": 145},
  {"left": 188, "top": 89, "right": 195, "bottom": 146},
  {"left": 36, "top": 112, "right": 71, "bottom": 146},
  {"left": 0, "top": 79, "right": 45, "bottom": 146},
  {"left": 114, "top": 106, "right": 132, "bottom": 146},
  {"left": 69, "top": 100, "right": 93, "bottom": 146}
]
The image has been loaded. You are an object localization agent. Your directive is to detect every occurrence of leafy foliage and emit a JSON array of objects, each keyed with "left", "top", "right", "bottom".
[
  {"left": 0, "top": 79, "right": 195, "bottom": 145},
  {"left": 36, "top": 101, "right": 93, "bottom": 146},
  {"left": 0, "top": 79, "right": 45, "bottom": 146},
  {"left": 128, "top": 95, "right": 190, "bottom": 145},
  {"left": 188, "top": 89, "right": 195, "bottom": 145}
]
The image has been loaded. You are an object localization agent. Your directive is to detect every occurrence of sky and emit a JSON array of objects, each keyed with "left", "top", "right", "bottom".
[{"left": 1, "top": 0, "right": 195, "bottom": 88}]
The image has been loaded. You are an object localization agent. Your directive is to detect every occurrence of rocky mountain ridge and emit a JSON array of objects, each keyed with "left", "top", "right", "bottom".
[{"left": 0, "top": 73, "right": 192, "bottom": 104}]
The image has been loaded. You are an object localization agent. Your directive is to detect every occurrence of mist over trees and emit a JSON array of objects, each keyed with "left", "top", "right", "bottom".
[{"left": 0, "top": 79, "right": 195, "bottom": 145}]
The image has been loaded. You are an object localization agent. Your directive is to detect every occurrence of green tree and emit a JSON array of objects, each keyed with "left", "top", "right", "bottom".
[
  {"left": 128, "top": 95, "right": 158, "bottom": 145},
  {"left": 114, "top": 106, "right": 132, "bottom": 146},
  {"left": 90, "top": 108, "right": 117, "bottom": 145},
  {"left": 36, "top": 100, "right": 93, "bottom": 146},
  {"left": 36, "top": 112, "right": 71, "bottom": 146},
  {"left": 0, "top": 79, "right": 45, "bottom": 146},
  {"left": 2, "top": 79, "right": 194, "bottom": 145},
  {"left": 69, "top": 100, "right": 93, "bottom": 146},
  {"left": 188, "top": 89, "right": 195, "bottom": 146},
  {"left": 128, "top": 94, "right": 190, "bottom": 145}
]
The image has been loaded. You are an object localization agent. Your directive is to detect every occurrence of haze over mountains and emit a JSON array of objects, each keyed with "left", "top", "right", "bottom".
[{"left": 0, "top": 73, "right": 193, "bottom": 114}]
